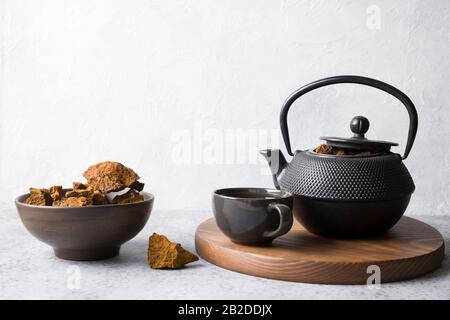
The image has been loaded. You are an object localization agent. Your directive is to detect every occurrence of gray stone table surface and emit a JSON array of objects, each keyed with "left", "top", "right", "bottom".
[{"left": 0, "top": 204, "right": 449, "bottom": 300}]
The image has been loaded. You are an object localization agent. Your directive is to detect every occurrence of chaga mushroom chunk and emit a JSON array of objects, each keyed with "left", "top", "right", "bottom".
[
  {"left": 112, "top": 189, "right": 144, "bottom": 204},
  {"left": 83, "top": 161, "right": 141, "bottom": 193},
  {"left": 148, "top": 233, "right": 198, "bottom": 269},
  {"left": 72, "top": 182, "right": 88, "bottom": 190},
  {"left": 63, "top": 188, "right": 109, "bottom": 206},
  {"left": 92, "top": 190, "right": 109, "bottom": 205},
  {"left": 25, "top": 188, "right": 53, "bottom": 206},
  {"left": 314, "top": 144, "right": 333, "bottom": 154},
  {"left": 23, "top": 161, "right": 143, "bottom": 207},
  {"left": 49, "top": 186, "right": 63, "bottom": 201},
  {"left": 65, "top": 189, "right": 93, "bottom": 198},
  {"left": 53, "top": 197, "right": 90, "bottom": 207},
  {"left": 313, "top": 144, "right": 374, "bottom": 156}
]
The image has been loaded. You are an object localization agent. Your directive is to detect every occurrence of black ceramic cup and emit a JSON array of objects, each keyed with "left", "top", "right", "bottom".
[{"left": 212, "top": 187, "right": 293, "bottom": 246}]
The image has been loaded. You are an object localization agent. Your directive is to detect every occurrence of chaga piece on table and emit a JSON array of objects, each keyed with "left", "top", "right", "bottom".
[
  {"left": 53, "top": 197, "right": 90, "bottom": 207},
  {"left": 112, "top": 189, "right": 144, "bottom": 204},
  {"left": 83, "top": 161, "right": 142, "bottom": 193},
  {"left": 314, "top": 144, "right": 333, "bottom": 154},
  {"left": 148, "top": 233, "right": 199, "bottom": 269},
  {"left": 25, "top": 188, "right": 53, "bottom": 206}
]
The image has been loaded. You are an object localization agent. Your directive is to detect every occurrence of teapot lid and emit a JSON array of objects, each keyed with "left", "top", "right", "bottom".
[{"left": 320, "top": 116, "right": 398, "bottom": 152}]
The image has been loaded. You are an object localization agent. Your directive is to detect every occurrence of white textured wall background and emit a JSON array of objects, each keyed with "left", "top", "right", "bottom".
[{"left": 0, "top": 0, "right": 449, "bottom": 214}]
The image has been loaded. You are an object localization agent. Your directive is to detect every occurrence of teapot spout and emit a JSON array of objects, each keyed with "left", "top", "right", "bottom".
[{"left": 259, "top": 149, "right": 288, "bottom": 190}]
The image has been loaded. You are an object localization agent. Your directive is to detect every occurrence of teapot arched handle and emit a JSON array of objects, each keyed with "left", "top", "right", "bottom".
[{"left": 280, "top": 75, "right": 418, "bottom": 159}]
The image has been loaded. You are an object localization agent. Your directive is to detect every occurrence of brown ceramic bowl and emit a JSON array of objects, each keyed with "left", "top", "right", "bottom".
[{"left": 15, "top": 190, "right": 154, "bottom": 261}]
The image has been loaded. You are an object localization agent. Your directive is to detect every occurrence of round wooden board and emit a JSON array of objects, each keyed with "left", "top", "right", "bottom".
[{"left": 195, "top": 216, "right": 445, "bottom": 284}]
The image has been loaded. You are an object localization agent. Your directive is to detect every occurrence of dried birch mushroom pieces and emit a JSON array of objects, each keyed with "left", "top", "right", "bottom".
[
  {"left": 83, "top": 161, "right": 142, "bottom": 193},
  {"left": 313, "top": 144, "right": 373, "bottom": 156},
  {"left": 69, "top": 182, "right": 109, "bottom": 205},
  {"left": 314, "top": 144, "right": 333, "bottom": 154},
  {"left": 53, "top": 197, "right": 90, "bottom": 207},
  {"left": 112, "top": 189, "right": 144, "bottom": 205},
  {"left": 92, "top": 190, "right": 109, "bottom": 205},
  {"left": 23, "top": 161, "right": 145, "bottom": 207},
  {"left": 52, "top": 189, "right": 109, "bottom": 207},
  {"left": 72, "top": 182, "right": 88, "bottom": 190},
  {"left": 65, "top": 189, "right": 93, "bottom": 198},
  {"left": 25, "top": 188, "right": 53, "bottom": 206},
  {"left": 148, "top": 233, "right": 199, "bottom": 269},
  {"left": 49, "top": 186, "right": 63, "bottom": 202}
]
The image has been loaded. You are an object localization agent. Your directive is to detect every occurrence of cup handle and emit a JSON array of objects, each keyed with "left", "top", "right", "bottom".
[{"left": 264, "top": 203, "right": 293, "bottom": 239}]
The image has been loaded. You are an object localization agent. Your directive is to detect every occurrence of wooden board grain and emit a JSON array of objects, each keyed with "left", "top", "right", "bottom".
[{"left": 195, "top": 216, "right": 445, "bottom": 284}]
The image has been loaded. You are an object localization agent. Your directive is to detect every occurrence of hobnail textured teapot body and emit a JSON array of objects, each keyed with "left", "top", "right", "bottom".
[
  {"left": 279, "top": 151, "right": 415, "bottom": 202},
  {"left": 260, "top": 75, "right": 418, "bottom": 238}
]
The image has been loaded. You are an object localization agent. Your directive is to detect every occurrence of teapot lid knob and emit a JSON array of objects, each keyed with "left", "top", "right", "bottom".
[{"left": 350, "top": 116, "right": 370, "bottom": 138}]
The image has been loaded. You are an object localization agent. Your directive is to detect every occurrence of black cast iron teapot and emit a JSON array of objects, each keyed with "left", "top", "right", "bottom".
[{"left": 260, "top": 75, "right": 418, "bottom": 238}]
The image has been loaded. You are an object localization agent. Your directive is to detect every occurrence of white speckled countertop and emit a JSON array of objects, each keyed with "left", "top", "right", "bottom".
[{"left": 0, "top": 205, "right": 448, "bottom": 300}]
